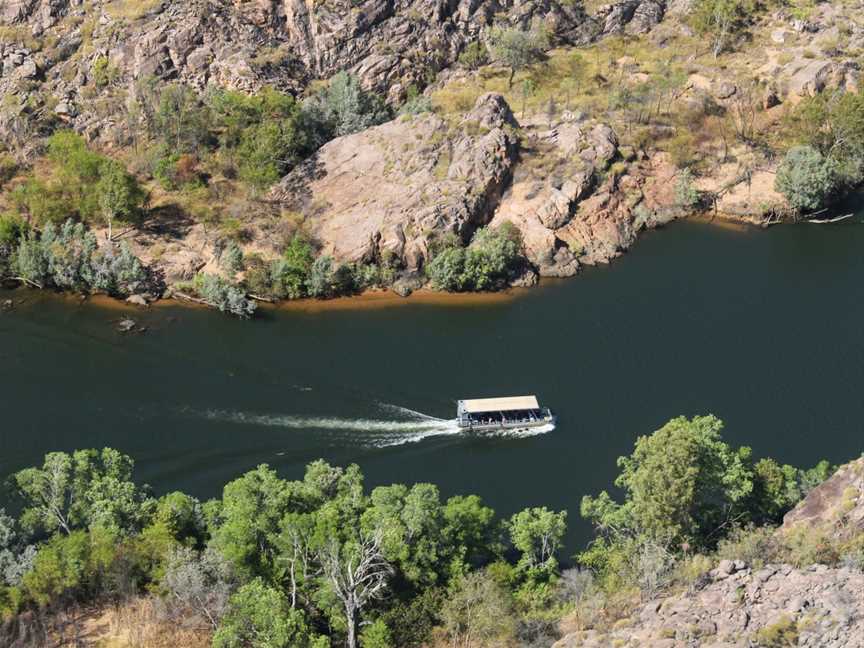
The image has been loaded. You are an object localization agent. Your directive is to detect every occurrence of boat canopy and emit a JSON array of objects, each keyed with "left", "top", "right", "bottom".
[{"left": 460, "top": 396, "right": 539, "bottom": 413}]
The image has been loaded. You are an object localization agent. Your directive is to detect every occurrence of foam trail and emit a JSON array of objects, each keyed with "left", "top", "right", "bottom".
[
  {"left": 195, "top": 408, "right": 462, "bottom": 447},
  {"left": 190, "top": 406, "right": 554, "bottom": 448},
  {"left": 375, "top": 402, "right": 442, "bottom": 421}
]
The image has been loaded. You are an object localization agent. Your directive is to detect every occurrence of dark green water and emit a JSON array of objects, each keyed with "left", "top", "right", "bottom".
[{"left": 2, "top": 218, "right": 863, "bottom": 549}]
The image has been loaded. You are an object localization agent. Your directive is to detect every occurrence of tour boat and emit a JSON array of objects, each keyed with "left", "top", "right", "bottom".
[{"left": 456, "top": 395, "right": 554, "bottom": 431}]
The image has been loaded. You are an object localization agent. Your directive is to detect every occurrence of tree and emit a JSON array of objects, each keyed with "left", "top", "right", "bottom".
[
  {"left": 581, "top": 415, "right": 755, "bottom": 550},
  {"left": 359, "top": 619, "right": 392, "bottom": 648},
  {"left": 488, "top": 27, "right": 549, "bottom": 88},
  {"left": 774, "top": 145, "right": 838, "bottom": 212},
  {"left": 560, "top": 51, "right": 587, "bottom": 110},
  {"left": 690, "top": 0, "right": 752, "bottom": 58},
  {"left": 439, "top": 570, "right": 516, "bottom": 648},
  {"left": 306, "top": 255, "right": 335, "bottom": 298},
  {"left": 508, "top": 508, "right": 567, "bottom": 576},
  {"left": 213, "top": 578, "right": 326, "bottom": 648},
  {"left": 154, "top": 84, "right": 211, "bottom": 154},
  {"left": 315, "top": 504, "right": 394, "bottom": 648},
  {"left": 427, "top": 245, "right": 467, "bottom": 291},
  {"left": 302, "top": 72, "right": 389, "bottom": 146},
  {"left": 270, "top": 236, "right": 314, "bottom": 299},
  {"left": 212, "top": 465, "right": 296, "bottom": 580},
  {"left": 95, "top": 159, "right": 144, "bottom": 241},
  {"left": 13, "top": 448, "right": 152, "bottom": 537},
  {"left": 192, "top": 273, "right": 257, "bottom": 318},
  {"left": 458, "top": 42, "right": 489, "bottom": 70},
  {"left": 163, "top": 546, "right": 235, "bottom": 629}
]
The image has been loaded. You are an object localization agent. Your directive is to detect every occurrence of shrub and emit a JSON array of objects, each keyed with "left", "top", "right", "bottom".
[
  {"left": 774, "top": 145, "right": 838, "bottom": 211},
  {"left": 193, "top": 273, "right": 256, "bottom": 318},
  {"left": 301, "top": 72, "right": 390, "bottom": 146},
  {"left": 458, "top": 42, "right": 489, "bottom": 70},
  {"left": 399, "top": 87, "right": 433, "bottom": 116},
  {"left": 674, "top": 169, "right": 700, "bottom": 208},
  {"left": 754, "top": 615, "right": 798, "bottom": 647},
  {"left": 220, "top": 241, "right": 244, "bottom": 273},
  {"left": 427, "top": 224, "right": 523, "bottom": 292}
]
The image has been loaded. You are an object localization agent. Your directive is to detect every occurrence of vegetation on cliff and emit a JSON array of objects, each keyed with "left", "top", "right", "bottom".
[{"left": 0, "top": 415, "right": 843, "bottom": 647}]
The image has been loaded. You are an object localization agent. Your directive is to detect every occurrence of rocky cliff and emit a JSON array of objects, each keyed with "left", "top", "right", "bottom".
[{"left": 553, "top": 457, "right": 864, "bottom": 648}]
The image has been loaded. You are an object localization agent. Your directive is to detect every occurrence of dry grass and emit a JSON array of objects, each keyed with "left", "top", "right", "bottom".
[
  {"left": 95, "top": 597, "right": 211, "bottom": 648},
  {"left": 104, "top": 0, "right": 164, "bottom": 21}
]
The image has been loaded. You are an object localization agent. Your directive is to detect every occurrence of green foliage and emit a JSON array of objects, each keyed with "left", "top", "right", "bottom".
[
  {"left": 154, "top": 84, "right": 211, "bottom": 155},
  {"left": 95, "top": 159, "right": 145, "bottom": 234},
  {"left": 488, "top": 26, "right": 549, "bottom": 87},
  {"left": 15, "top": 132, "right": 144, "bottom": 229},
  {"left": 458, "top": 42, "right": 489, "bottom": 71},
  {"left": 582, "top": 416, "right": 751, "bottom": 551},
  {"left": 302, "top": 72, "right": 390, "bottom": 145},
  {"left": 427, "top": 223, "right": 524, "bottom": 292},
  {"left": 774, "top": 145, "right": 839, "bottom": 211},
  {"left": 192, "top": 273, "right": 257, "bottom": 318},
  {"left": 220, "top": 240, "right": 245, "bottom": 273},
  {"left": 508, "top": 508, "right": 567, "bottom": 577},
  {"left": 438, "top": 569, "right": 517, "bottom": 647},
  {"left": 359, "top": 619, "right": 392, "bottom": 648},
  {"left": 271, "top": 236, "right": 314, "bottom": 299},
  {"left": 398, "top": 86, "right": 433, "bottom": 116},
  {"left": 306, "top": 255, "right": 336, "bottom": 298},
  {"left": 674, "top": 168, "right": 700, "bottom": 208},
  {"left": 754, "top": 615, "right": 798, "bottom": 647},
  {"left": 11, "top": 220, "right": 146, "bottom": 295},
  {"left": 690, "top": 0, "right": 753, "bottom": 57},
  {"left": 13, "top": 447, "right": 154, "bottom": 538},
  {"left": 213, "top": 578, "right": 325, "bottom": 648}
]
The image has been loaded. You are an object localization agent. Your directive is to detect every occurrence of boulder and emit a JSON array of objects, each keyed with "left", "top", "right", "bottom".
[{"left": 787, "top": 59, "right": 833, "bottom": 99}]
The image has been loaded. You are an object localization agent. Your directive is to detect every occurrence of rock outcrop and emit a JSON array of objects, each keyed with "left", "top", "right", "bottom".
[
  {"left": 554, "top": 561, "right": 864, "bottom": 647},
  {"left": 0, "top": 0, "right": 665, "bottom": 147},
  {"left": 269, "top": 93, "right": 519, "bottom": 269},
  {"left": 554, "top": 457, "right": 864, "bottom": 648}
]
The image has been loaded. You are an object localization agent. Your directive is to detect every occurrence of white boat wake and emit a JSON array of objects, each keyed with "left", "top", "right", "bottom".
[{"left": 189, "top": 403, "right": 555, "bottom": 448}]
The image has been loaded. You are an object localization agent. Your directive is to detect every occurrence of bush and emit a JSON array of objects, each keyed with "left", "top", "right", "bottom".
[
  {"left": 193, "top": 273, "right": 257, "bottom": 318},
  {"left": 458, "top": 42, "right": 489, "bottom": 71},
  {"left": 674, "top": 169, "right": 700, "bottom": 208},
  {"left": 301, "top": 72, "right": 390, "bottom": 146},
  {"left": 775, "top": 145, "right": 838, "bottom": 211},
  {"left": 220, "top": 241, "right": 244, "bottom": 273},
  {"left": 11, "top": 220, "right": 146, "bottom": 295},
  {"left": 427, "top": 224, "right": 523, "bottom": 292}
]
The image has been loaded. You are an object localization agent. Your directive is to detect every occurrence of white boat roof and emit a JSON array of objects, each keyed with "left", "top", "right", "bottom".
[{"left": 461, "top": 396, "right": 539, "bottom": 413}]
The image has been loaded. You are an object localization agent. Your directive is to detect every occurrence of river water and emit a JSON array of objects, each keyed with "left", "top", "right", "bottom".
[{"left": 2, "top": 218, "right": 863, "bottom": 549}]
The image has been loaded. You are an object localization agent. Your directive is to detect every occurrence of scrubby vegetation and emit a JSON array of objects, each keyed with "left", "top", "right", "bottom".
[
  {"left": 427, "top": 223, "right": 525, "bottom": 291},
  {"left": 0, "top": 415, "right": 843, "bottom": 647}
]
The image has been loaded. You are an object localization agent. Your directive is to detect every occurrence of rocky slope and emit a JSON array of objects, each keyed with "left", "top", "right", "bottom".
[
  {"left": 3, "top": 0, "right": 864, "bottom": 300},
  {"left": 553, "top": 457, "right": 864, "bottom": 648}
]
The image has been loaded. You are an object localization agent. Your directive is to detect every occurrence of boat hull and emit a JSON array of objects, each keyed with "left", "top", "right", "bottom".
[{"left": 458, "top": 416, "right": 555, "bottom": 432}]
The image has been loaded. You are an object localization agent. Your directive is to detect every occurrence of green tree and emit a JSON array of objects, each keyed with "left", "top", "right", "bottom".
[
  {"left": 306, "top": 255, "right": 335, "bottom": 298},
  {"left": 359, "top": 619, "right": 392, "bottom": 648},
  {"left": 302, "top": 72, "right": 389, "bottom": 146},
  {"left": 581, "top": 415, "right": 755, "bottom": 550},
  {"left": 154, "top": 84, "right": 211, "bottom": 155},
  {"left": 13, "top": 448, "right": 152, "bottom": 537},
  {"left": 690, "top": 0, "right": 752, "bottom": 58},
  {"left": 774, "top": 145, "right": 838, "bottom": 211},
  {"left": 427, "top": 245, "right": 467, "bottom": 291},
  {"left": 458, "top": 42, "right": 489, "bottom": 71},
  {"left": 95, "top": 159, "right": 145, "bottom": 241},
  {"left": 213, "top": 578, "right": 326, "bottom": 648},
  {"left": 212, "top": 465, "right": 296, "bottom": 581},
  {"left": 270, "top": 236, "right": 314, "bottom": 299},
  {"left": 488, "top": 27, "right": 549, "bottom": 88},
  {"left": 508, "top": 507, "right": 567, "bottom": 576}
]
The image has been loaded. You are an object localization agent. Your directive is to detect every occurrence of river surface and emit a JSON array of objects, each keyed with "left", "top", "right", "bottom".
[{"left": 2, "top": 218, "right": 863, "bottom": 550}]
